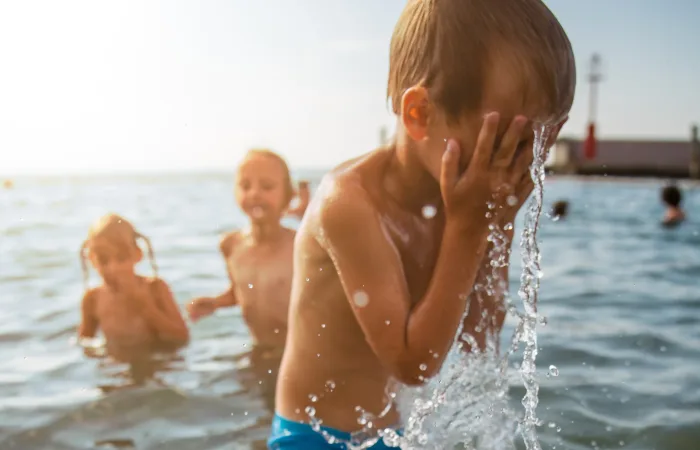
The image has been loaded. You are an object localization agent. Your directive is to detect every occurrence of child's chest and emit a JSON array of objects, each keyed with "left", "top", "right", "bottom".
[
  {"left": 381, "top": 212, "right": 443, "bottom": 303},
  {"left": 94, "top": 291, "right": 152, "bottom": 340},
  {"left": 227, "top": 242, "right": 294, "bottom": 304}
]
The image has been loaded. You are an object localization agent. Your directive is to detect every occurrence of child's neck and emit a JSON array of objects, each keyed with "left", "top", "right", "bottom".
[
  {"left": 384, "top": 139, "right": 442, "bottom": 213},
  {"left": 249, "top": 221, "right": 284, "bottom": 243}
]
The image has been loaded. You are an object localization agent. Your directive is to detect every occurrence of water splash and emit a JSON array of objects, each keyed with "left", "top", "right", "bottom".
[{"left": 516, "top": 124, "right": 552, "bottom": 450}]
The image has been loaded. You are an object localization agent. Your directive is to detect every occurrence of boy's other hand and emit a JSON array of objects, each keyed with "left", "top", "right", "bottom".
[
  {"left": 440, "top": 113, "right": 529, "bottom": 229},
  {"left": 187, "top": 297, "right": 218, "bottom": 322}
]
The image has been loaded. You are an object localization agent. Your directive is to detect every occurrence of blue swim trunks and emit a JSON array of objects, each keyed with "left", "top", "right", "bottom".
[{"left": 267, "top": 414, "right": 401, "bottom": 449}]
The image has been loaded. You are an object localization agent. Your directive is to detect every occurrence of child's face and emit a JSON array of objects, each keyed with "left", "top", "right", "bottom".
[
  {"left": 235, "top": 155, "right": 289, "bottom": 223},
  {"left": 88, "top": 238, "right": 141, "bottom": 288},
  {"left": 403, "top": 67, "right": 566, "bottom": 183}
]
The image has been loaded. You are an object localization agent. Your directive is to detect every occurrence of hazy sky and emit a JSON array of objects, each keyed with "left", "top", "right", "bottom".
[{"left": 1, "top": 0, "right": 698, "bottom": 174}]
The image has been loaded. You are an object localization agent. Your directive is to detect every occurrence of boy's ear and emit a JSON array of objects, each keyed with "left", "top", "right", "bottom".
[{"left": 400, "top": 86, "right": 430, "bottom": 141}]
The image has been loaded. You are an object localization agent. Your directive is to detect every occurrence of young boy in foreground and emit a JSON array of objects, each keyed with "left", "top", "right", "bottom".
[{"left": 270, "top": 0, "right": 576, "bottom": 448}]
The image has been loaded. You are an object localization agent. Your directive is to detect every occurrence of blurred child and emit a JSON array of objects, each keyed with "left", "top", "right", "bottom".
[
  {"left": 270, "top": 0, "right": 575, "bottom": 448},
  {"left": 661, "top": 184, "right": 685, "bottom": 227},
  {"left": 187, "top": 149, "right": 297, "bottom": 410},
  {"left": 551, "top": 200, "right": 569, "bottom": 220},
  {"left": 78, "top": 214, "right": 189, "bottom": 363}
]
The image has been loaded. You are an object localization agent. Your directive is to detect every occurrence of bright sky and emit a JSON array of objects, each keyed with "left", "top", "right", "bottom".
[{"left": 1, "top": 0, "right": 698, "bottom": 174}]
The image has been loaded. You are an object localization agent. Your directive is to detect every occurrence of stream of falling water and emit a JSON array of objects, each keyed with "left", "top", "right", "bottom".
[{"left": 309, "top": 125, "right": 554, "bottom": 449}]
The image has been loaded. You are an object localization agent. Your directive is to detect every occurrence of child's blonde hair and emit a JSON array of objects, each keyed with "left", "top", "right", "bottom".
[
  {"left": 79, "top": 213, "right": 157, "bottom": 288},
  {"left": 242, "top": 148, "right": 295, "bottom": 207},
  {"left": 387, "top": 0, "right": 576, "bottom": 122}
]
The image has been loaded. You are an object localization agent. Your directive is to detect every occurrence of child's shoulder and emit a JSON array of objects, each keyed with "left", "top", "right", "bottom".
[
  {"left": 219, "top": 230, "right": 243, "bottom": 256},
  {"left": 315, "top": 149, "right": 390, "bottom": 225},
  {"left": 141, "top": 275, "right": 170, "bottom": 290}
]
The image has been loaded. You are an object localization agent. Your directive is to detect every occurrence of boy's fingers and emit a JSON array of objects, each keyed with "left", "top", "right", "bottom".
[
  {"left": 472, "top": 112, "right": 500, "bottom": 169},
  {"left": 493, "top": 116, "right": 527, "bottom": 168},
  {"left": 440, "top": 139, "right": 460, "bottom": 193}
]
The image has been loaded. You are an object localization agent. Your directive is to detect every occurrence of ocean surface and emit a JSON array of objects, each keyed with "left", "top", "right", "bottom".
[{"left": 0, "top": 172, "right": 698, "bottom": 450}]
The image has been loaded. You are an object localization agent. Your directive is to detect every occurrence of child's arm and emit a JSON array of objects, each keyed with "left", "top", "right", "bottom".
[
  {"left": 78, "top": 289, "right": 99, "bottom": 338},
  {"left": 187, "top": 233, "right": 238, "bottom": 321},
  {"left": 320, "top": 115, "right": 528, "bottom": 385},
  {"left": 212, "top": 232, "right": 238, "bottom": 307},
  {"left": 459, "top": 167, "right": 535, "bottom": 351},
  {"left": 144, "top": 279, "right": 190, "bottom": 345}
]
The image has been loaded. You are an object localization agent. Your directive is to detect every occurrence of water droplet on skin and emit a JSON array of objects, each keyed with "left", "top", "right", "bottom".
[
  {"left": 309, "top": 394, "right": 318, "bottom": 402},
  {"left": 504, "top": 222, "right": 513, "bottom": 231},
  {"left": 316, "top": 353, "right": 321, "bottom": 358},
  {"left": 268, "top": 369, "right": 272, "bottom": 374},
  {"left": 305, "top": 277, "right": 310, "bottom": 282},
  {"left": 248, "top": 283, "right": 253, "bottom": 289},
  {"left": 419, "top": 364, "right": 427, "bottom": 371},
  {"left": 321, "top": 324, "right": 326, "bottom": 328},
  {"left": 485, "top": 212, "right": 493, "bottom": 219},
  {"left": 305, "top": 406, "right": 316, "bottom": 416},
  {"left": 385, "top": 320, "right": 391, "bottom": 325},
  {"left": 353, "top": 290, "right": 369, "bottom": 308},
  {"left": 421, "top": 205, "right": 437, "bottom": 219},
  {"left": 548, "top": 365, "right": 559, "bottom": 377},
  {"left": 507, "top": 195, "right": 518, "bottom": 206},
  {"left": 325, "top": 380, "right": 336, "bottom": 391},
  {"left": 274, "top": 328, "right": 279, "bottom": 334}
]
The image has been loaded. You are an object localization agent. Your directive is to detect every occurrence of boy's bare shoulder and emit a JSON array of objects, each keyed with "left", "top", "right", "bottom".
[
  {"left": 315, "top": 148, "right": 390, "bottom": 232},
  {"left": 82, "top": 287, "right": 100, "bottom": 305},
  {"left": 219, "top": 230, "right": 242, "bottom": 257}
]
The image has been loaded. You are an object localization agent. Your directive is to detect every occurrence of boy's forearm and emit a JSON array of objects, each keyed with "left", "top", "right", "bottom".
[
  {"left": 459, "top": 252, "right": 508, "bottom": 352},
  {"left": 214, "top": 287, "right": 237, "bottom": 308},
  {"left": 402, "top": 222, "right": 490, "bottom": 380}
]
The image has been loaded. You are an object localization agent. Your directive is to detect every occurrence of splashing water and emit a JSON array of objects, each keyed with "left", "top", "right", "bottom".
[
  {"left": 309, "top": 125, "right": 554, "bottom": 449},
  {"left": 516, "top": 124, "right": 552, "bottom": 450}
]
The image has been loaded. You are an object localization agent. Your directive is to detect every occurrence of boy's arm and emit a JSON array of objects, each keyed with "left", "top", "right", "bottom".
[
  {"left": 458, "top": 246, "right": 509, "bottom": 352},
  {"left": 78, "top": 289, "right": 99, "bottom": 338},
  {"left": 320, "top": 184, "right": 490, "bottom": 386},
  {"left": 214, "top": 232, "right": 238, "bottom": 307},
  {"left": 144, "top": 279, "right": 190, "bottom": 345}
]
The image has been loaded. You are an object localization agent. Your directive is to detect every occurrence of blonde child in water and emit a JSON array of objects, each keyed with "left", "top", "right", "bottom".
[
  {"left": 270, "top": 0, "right": 575, "bottom": 448},
  {"left": 78, "top": 214, "right": 189, "bottom": 364},
  {"left": 187, "top": 149, "right": 302, "bottom": 409}
]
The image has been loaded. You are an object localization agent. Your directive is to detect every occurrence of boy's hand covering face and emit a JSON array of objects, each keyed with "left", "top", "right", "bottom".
[{"left": 440, "top": 112, "right": 532, "bottom": 227}]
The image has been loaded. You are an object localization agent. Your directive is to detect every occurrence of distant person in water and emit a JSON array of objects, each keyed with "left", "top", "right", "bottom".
[
  {"left": 187, "top": 148, "right": 298, "bottom": 411},
  {"left": 78, "top": 214, "right": 189, "bottom": 366},
  {"left": 551, "top": 200, "right": 569, "bottom": 220},
  {"left": 270, "top": 0, "right": 575, "bottom": 448},
  {"left": 661, "top": 184, "right": 685, "bottom": 227},
  {"left": 288, "top": 180, "right": 311, "bottom": 219}
]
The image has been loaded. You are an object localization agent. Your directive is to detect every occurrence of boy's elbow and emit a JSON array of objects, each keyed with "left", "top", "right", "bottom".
[{"left": 392, "top": 357, "right": 439, "bottom": 386}]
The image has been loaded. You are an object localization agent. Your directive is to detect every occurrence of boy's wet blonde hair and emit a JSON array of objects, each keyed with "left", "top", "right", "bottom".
[
  {"left": 79, "top": 213, "right": 157, "bottom": 288},
  {"left": 387, "top": 0, "right": 576, "bottom": 122},
  {"left": 242, "top": 148, "right": 295, "bottom": 207}
]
